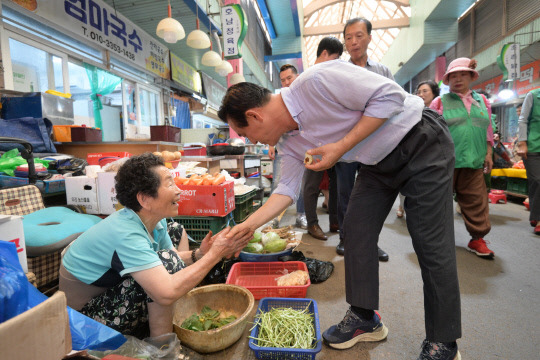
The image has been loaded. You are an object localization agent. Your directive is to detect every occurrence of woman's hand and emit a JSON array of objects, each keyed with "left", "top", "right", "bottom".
[
  {"left": 304, "top": 142, "right": 345, "bottom": 171},
  {"left": 198, "top": 230, "right": 215, "bottom": 257},
  {"left": 207, "top": 227, "right": 247, "bottom": 259}
]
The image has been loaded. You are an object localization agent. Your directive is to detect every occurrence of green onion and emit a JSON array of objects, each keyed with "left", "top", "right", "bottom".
[{"left": 249, "top": 304, "right": 317, "bottom": 349}]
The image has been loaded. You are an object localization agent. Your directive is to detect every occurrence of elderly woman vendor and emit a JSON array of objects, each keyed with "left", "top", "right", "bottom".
[{"left": 59, "top": 153, "right": 246, "bottom": 338}]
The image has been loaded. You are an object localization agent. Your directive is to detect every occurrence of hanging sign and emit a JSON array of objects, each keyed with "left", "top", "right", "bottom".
[
  {"left": 496, "top": 43, "right": 520, "bottom": 81},
  {"left": 221, "top": 4, "right": 248, "bottom": 59},
  {"left": 170, "top": 53, "right": 202, "bottom": 93},
  {"left": 201, "top": 72, "right": 226, "bottom": 111},
  {"left": 7, "top": 0, "right": 170, "bottom": 79}
]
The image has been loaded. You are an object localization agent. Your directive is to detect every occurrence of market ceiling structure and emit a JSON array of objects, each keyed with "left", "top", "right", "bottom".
[
  {"left": 302, "top": 0, "right": 411, "bottom": 66},
  {"left": 101, "top": 0, "right": 412, "bottom": 91},
  {"left": 264, "top": 0, "right": 411, "bottom": 72}
]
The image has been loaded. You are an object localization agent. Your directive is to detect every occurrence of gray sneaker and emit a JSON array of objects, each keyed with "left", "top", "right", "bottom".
[{"left": 295, "top": 214, "right": 307, "bottom": 229}]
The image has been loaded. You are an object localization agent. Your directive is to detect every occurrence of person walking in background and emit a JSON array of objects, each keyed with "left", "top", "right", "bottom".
[
  {"left": 492, "top": 132, "right": 514, "bottom": 169},
  {"left": 417, "top": 80, "right": 441, "bottom": 107},
  {"left": 396, "top": 80, "right": 441, "bottom": 218},
  {"left": 303, "top": 36, "right": 342, "bottom": 240},
  {"left": 270, "top": 64, "right": 307, "bottom": 229},
  {"left": 430, "top": 57, "right": 495, "bottom": 259},
  {"left": 336, "top": 17, "right": 390, "bottom": 261},
  {"left": 517, "top": 88, "right": 540, "bottom": 235}
]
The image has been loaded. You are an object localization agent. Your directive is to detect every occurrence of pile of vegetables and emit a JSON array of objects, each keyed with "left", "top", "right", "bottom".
[
  {"left": 180, "top": 305, "right": 237, "bottom": 332},
  {"left": 249, "top": 305, "right": 317, "bottom": 349},
  {"left": 242, "top": 231, "right": 287, "bottom": 254}
]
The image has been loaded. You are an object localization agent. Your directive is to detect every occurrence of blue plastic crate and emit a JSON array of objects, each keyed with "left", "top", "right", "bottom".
[{"left": 249, "top": 298, "right": 322, "bottom": 360}]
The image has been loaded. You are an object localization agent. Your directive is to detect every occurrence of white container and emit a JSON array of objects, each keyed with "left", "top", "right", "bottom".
[
  {"left": 97, "top": 172, "right": 123, "bottom": 215},
  {"left": 0, "top": 215, "right": 27, "bottom": 272},
  {"left": 65, "top": 176, "right": 100, "bottom": 214}
]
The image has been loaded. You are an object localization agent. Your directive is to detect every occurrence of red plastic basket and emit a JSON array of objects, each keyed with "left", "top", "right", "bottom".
[{"left": 226, "top": 261, "right": 310, "bottom": 300}]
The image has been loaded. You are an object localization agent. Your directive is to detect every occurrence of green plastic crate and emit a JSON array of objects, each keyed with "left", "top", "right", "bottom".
[
  {"left": 490, "top": 176, "right": 507, "bottom": 190},
  {"left": 234, "top": 190, "right": 257, "bottom": 223},
  {"left": 235, "top": 189, "right": 257, "bottom": 204},
  {"left": 506, "top": 177, "right": 528, "bottom": 195},
  {"left": 233, "top": 199, "right": 254, "bottom": 223},
  {"left": 172, "top": 215, "right": 232, "bottom": 242}
]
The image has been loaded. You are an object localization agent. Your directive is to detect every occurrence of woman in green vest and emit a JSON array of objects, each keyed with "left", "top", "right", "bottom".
[
  {"left": 517, "top": 89, "right": 540, "bottom": 235},
  {"left": 430, "top": 57, "right": 495, "bottom": 259}
]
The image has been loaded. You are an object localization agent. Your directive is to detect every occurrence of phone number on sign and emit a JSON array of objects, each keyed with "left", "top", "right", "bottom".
[{"left": 85, "top": 29, "right": 135, "bottom": 61}]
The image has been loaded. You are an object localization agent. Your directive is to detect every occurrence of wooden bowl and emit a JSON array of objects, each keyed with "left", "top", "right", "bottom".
[{"left": 172, "top": 284, "right": 255, "bottom": 353}]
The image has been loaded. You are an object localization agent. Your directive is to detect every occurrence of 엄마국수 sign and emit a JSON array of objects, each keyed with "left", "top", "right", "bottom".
[
  {"left": 221, "top": 4, "right": 247, "bottom": 60},
  {"left": 7, "top": 0, "right": 170, "bottom": 79}
]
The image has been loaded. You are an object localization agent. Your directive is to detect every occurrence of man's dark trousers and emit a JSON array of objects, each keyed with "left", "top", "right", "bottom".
[{"left": 343, "top": 109, "right": 461, "bottom": 342}]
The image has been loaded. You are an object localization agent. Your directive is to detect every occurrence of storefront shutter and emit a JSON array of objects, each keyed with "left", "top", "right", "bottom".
[
  {"left": 457, "top": 13, "right": 471, "bottom": 58},
  {"left": 474, "top": 0, "right": 503, "bottom": 53},
  {"left": 506, "top": 0, "right": 540, "bottom": 32}
]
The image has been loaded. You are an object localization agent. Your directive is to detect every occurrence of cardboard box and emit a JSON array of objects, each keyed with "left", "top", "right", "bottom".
[
  {"left": 65, "top": 176, "right": 100, "bottom": 214},
  {"left": 97, "top": 172, "right": 123, "bottom": 215},
  {"left": 87, "top": 152, "right": 131, "bottom": 166},
  {"left": 0, "top": 292, "right": 71, "bottom": 360},
  {"left": 0, "top": 215, "right": 27, "bottom": 272},
  {"left": 177, "top": 181, "right": 235, "bottom": 216}
]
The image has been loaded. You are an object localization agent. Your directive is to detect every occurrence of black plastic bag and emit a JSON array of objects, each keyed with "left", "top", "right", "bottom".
[
  {"left": 279, "top": 251, "right": 334, "bottom": 283},
  {"left": 49, "top": 158, "right": 87, "bottom": 175},
  {"left": 202, "top": 258, "right": 240, "bottom": 285}
]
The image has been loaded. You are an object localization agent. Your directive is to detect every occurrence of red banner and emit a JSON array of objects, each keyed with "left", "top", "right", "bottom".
[{"left": 473, "top": 59, "right": 540, "bottom": 96}]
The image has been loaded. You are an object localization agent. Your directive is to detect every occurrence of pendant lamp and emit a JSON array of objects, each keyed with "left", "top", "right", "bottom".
[
  {"left": 201, "top": 40, "right": 222, "bottom": 66},
  {"left": 216, "top": 56, "right": 233, "bottom": 76},
  {"left": 229, "top": 66, "right": 245, "bottom": 85},
  {"left": 187, "top": 4, "right": 210, "bottom": 49},
  {"left": 156, "top": 0, "right": 185, "bottom": 43}
]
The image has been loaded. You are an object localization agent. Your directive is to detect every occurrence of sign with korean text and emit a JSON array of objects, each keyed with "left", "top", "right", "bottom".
[
  {"left": 170, "top": 52, "right": 202, "bottom": 93},
  {"left": 473, "top": 59, "right": 540, "bottom": 97},
  {"left": 221, "top": 4, "right": 247, "bottom": 59},
  {"left": 201, "top": 72, "right": 226, "bottom": 111},
  {"left": 7, "top": 0, "right": 170, "bottom": 79},
  {"left": 497, "top": 43, "right": 520, "bottom": 81}
]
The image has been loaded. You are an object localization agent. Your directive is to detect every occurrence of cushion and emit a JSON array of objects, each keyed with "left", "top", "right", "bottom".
[{"left": 23, "top": 207, "right": 102, "bottom": 256}]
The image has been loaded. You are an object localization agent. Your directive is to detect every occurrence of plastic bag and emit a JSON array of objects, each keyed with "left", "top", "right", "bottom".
[
  {"left": 0, "top": 242, "right": 29, "bottom": 322},
  {"left": 202, "top": 258, "right": 240, "bottom": 285},
  {"left": 279, "top": 251, "right": 335, "bottom": 283},
  {"left": 0, "top": 149, "right": 51, "bottom": 176},
  {"left": 0, "top": 149, "right": 27, "bottom": 176},
  {"left": 89, "top": 333, "right": 203, "bottom": 360},
  {"left": 49, "top": 157, "right": 87, "bottom": 176},
  {"left": 24, "top": 283, "right": 126, "bottom": 351},
  {"left": 0, "top": 241, "right": 126, "bottom": 351}
]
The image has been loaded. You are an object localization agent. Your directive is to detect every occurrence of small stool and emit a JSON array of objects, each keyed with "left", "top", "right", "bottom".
[{"left": 489, "top": 190, "right": 507, "bottom": 204}]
